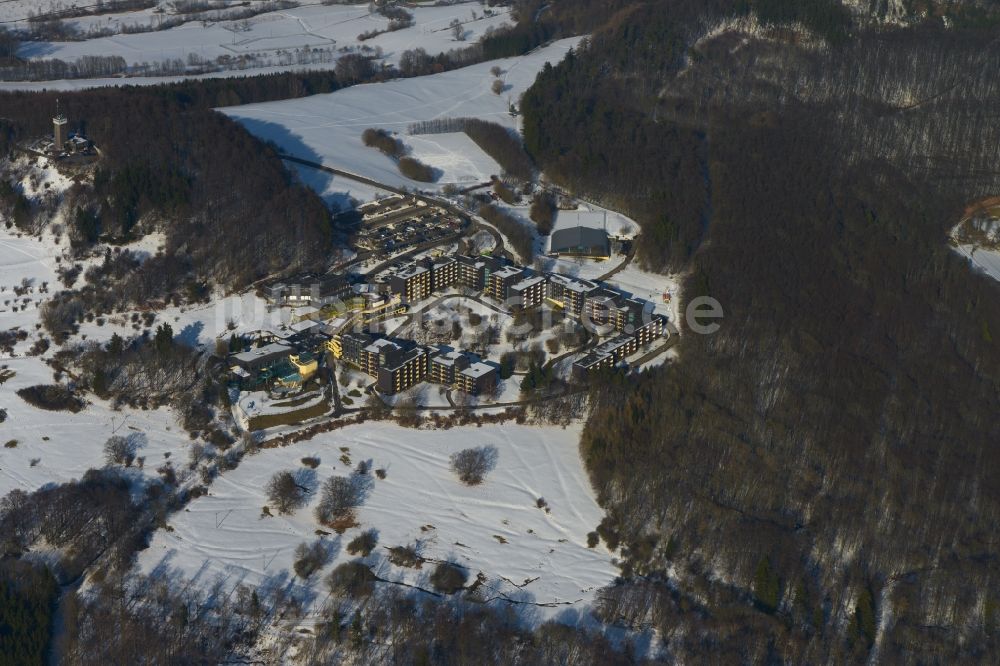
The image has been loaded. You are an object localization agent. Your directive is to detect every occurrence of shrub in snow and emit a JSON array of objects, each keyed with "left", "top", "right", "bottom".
[
  {"left": 387, "top": 544, "right": 423, "bottom": 569},
  {"left": 103, "top": 432, "right": 145, "bottom": 467},
  {"left": 430, "top": 562, "right": 468, "bottom": 594},
  {"left": 361, "top": 128, "right": 405, "bottom": 158},
  {"left": 346, "top": 529, "right": 378, "bottom": 557},
  {"left": 293, "top": 540, "right": 330, "bottom": 579},
  {"left": 449, "top": 446, "right": 498, "bottom": 486},
  {"left": 326, "top": 561, "right": 377, "bottom": 598},
  {"left": 398, "top": 156, "right": 437, "bottom": 183},
  {"left": 314, "top": 475, "right": 362, "bottom": 526},
  {"left": 16, "top": 384, "right": 84, "bottom": 412}
]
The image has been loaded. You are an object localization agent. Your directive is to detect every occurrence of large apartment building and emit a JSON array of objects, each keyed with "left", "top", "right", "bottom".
[
  {"left": 376, "top": 346, "right": 430, "bottom": 394},
  {"left": 454, "top": 254, "right": 501, "bottom": 292},
  {"left": 336, "top": 331, "right": 430, "bottom": 394},
  {"left": 268, "top": 273, "right": 352, "bottom": 308},
  {"left": 510, "top": 275, "right": 547, "bottom": 309},
  {"left": 546, "top": 274, "right": 598, "bottom": 317},
  {"left": 420, "top": 256, "right": 459, "bottom": 292},
  {"left": 571, "top": 314, "right": 668, "bottom": 380},
  {"left": 428, "top": 348, "right": 472, "bottom": 385},
  {"left": 571, "top": 335, "right": 639, "bottom": 379},
  {"left": 487, "top": 266, "right": 524, "bottom": 302},
  {"left": 582, "top": 289, "right": 651, "bottom": 333},
  {"left": 388, "top": 264, "right": 432, "bottom": 303},
  {"left": 457, "top": 362, "right": 498, "bottom": 395},
  {"left": 359, "top": 338, "right": 403, "bottom": 377}
]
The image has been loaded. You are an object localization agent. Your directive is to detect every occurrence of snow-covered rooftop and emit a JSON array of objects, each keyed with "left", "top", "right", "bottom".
[{"left": 461, "top": 362, "right": 494, "bottom": 378}]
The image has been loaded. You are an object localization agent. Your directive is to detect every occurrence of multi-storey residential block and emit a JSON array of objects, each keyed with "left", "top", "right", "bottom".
[
  {"left": 487, "top": 265, "right": 524, "bottom": 302},
  {"left": 333, "top": 331, "right": 375, "bottom": 367},
  {"left": 546, "top": 274, "right": 598, "bottom": 317},
  {"left": 457, "top": 362, "right": 498, "bottom": 395},
  {"left": 388, "top": 264, "right": 432, "bottom": 303},
  {"left": 571, "top": 316, "right": 668, "bottom": 380},
  {"left": 360, "top": 338, "right": 402, "bottom": 378},
  {"left": 510, "top": 275, "right": 547, "bottom": 309},
  {"left": 429, "top": 348, "right": 472, "bottom": 386},
  {"left": 420, "top": 256, "right": 458, "bottom": 292},
  {"left": 582, "top": 288, "right": 620, "bottom": 328},
  {"left": 571, "top": 335, "right": 637, "bottom": 380},
  {"left": 634, "top": 315, "right": 666, "bottom": 346},
  {"left": 376, "top": 346, "right": 430, "bottom": 394}
]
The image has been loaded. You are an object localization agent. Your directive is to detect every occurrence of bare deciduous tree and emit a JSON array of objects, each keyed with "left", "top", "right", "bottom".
[
  {"left": 266, "top": 470, "right": 308, "bottom": 514},
  {"left": 449, "top": 446, "right": 498, "bottom": 485}
]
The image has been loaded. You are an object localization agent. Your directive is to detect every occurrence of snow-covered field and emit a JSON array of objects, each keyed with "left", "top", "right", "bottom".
[
  {"left": 137, "top": 422, "right": 616, "bottom": 621},
  {"left": 0, "top": 0, "right": 83, "bottom": 23},
  {"left": 0, "top": 355, "right": 194, "bottom": 498},
  {"left": 289, "top": 161, "right": 394, "bottom": 210},
  {"left": 406, "top": 131, "right": 501, "bottom": 185},
  {"left": 0, "top": 228, "right": 61, "bottom": 332},
  {"left": 953, "top": 244, "right": 1000, "bottom": 283},
  {"left": 222, "top": 38, "right": 581, "bottom": 190},
  {"left": 4, "top": 2, "right": 512, "bottom": 87}
]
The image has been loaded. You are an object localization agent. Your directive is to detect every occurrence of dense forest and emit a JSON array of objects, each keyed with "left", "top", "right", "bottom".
[
  {"left": 0, "top": 560, "right": 58, "bottom": 666},
  {"left": 517, "top": 0, "right": 1000, "bottom": 662},
  {"left": 0, "top": 87, "right": 334, "bottom": 306}
]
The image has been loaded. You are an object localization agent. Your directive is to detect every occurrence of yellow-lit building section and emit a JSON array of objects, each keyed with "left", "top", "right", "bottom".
[
  {"left": 361, "top": 304, "right": 408, "bottom": 325},
  {"left": 326, "top": 336, "right": 343, "bottom": 359},
  {"left": 289, "top": 353, "right": 318, "bottom": 381}
]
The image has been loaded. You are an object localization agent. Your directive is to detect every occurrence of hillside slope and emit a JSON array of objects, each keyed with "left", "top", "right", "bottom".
[{"left": 521, "top": 0, "right": 1000, "bottom": 661}]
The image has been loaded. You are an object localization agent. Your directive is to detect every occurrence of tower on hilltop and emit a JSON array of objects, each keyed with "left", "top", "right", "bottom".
[{"left": 52, "top": 99, "right": 67, "bottom": 150}]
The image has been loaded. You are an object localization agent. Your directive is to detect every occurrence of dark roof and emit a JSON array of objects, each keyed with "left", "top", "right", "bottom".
[{"left": 549, "top": 226, "right": 609, "bottom": 253}]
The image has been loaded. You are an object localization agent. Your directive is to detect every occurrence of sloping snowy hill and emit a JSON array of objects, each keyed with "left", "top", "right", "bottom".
[
  {"left": 222, "top": 38, "right": 580, "bottom": 190},
  {"left": 138, "top": 422, "right": 616, "bottom": 621}
]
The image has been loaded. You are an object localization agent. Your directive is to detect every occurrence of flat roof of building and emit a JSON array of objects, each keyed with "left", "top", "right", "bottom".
[
  {"left": 461, "top": 362, "right": 495, "bottom": 378},
  {"left": 432, "top": 349, "right": 467, "bottom": 366},
  {"left": 548, "top": 273, "right": 597, "bottom": 293},
  {"left": 492, "top": 265, "right": 523, "bottom": 279},
  {"left": 593, "top": 335, "right": 635, "bottom": 356},
  {"left": 290, "top": 319, "right": 321, "bottom": 333},
  {"left": 574, "top": 353, "right": 609, "bottom": 369},
  {"left": 232, "top": 342, "right": 293, "bottom": 364},
  {"left": 512, "top": 275, "right": 546, "bottom": 291},
  {"left": 383, "top": 346, "right": 427, "bottom": 371},
  {"left": 394, "top": 264, "right": 429, "bottom": 279},
  {"left": 365, "top": 338, "right": 400, "bottom": 354}
]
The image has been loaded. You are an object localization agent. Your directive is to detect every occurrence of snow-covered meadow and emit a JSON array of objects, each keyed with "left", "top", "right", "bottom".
[
  {"left": 952, "top": 243, "right": 1000, "bottom": 284},
  {"left": 222, "top": 38, "right": 581, "bottom": 191},
  {"left": 138, "top": 422, "right": 616, "bottom": 622},
  {"left": 0, "top": 355, "right": 194, "bottom": 499},
  {"left": 3, "top": 1, "right": 513, "bottom": 88}
]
